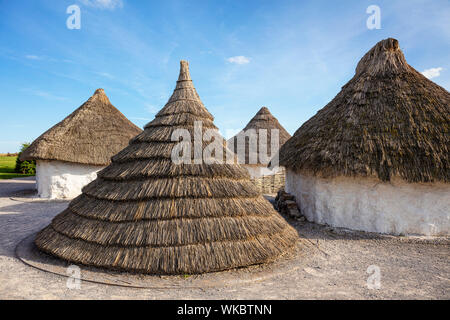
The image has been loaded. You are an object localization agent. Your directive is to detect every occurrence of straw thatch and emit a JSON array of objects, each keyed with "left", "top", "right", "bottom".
[
  {"left": 279, "top": 38, "right": 450, "bottom": 183},
  {"left": 228, "top": 107, "right": 291, "bottom": 166},
  {"left": 35, "top": 61, "right": 297, "bottom": 275},
  {"left": 250, "top": 168, "right": 286, "bottom": 194},
  {"left": 20, "top": 89, "right": 142, "bottom": 166},
  {"left": 228, "top": 107, "right": 291, "bottom": 193}
]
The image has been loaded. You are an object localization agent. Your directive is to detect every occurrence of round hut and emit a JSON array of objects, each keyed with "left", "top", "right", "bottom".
[
  {"left": 34, "top": 61, "right": 297, "bottom": 274},
  {"left": 20, "top": 89, "right": 142, "bottom": 199},
  {"left": 279, "top": 38, "right": 450, "bottom": 236},
  {"left": 228, "top": 107, "right": 291, "bottom": 194}
]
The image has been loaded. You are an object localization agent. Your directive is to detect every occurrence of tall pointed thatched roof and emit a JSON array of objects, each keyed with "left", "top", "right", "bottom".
[
  {"left": 279, "top": 38, "right": 450, "bottom": 183},
  {"left": 228, "top": 107, "right": 291, "bottom": 166},
  {"left": 35, "top": 61, "right": 297, "bottom": 275},
  {"left": 20, "top": 89, "right": 142, "bottom": 166}
]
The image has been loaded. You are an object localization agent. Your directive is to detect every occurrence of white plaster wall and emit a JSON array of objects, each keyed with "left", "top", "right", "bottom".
[
  {"left": 285, "top": 170, "right": 450, "bottom": 236},
  {"left": 36, "top": 160, "right": 104, "bottom": 199},
  {"left": 245, "top": 165, "right": 283, "bottom": 179}
]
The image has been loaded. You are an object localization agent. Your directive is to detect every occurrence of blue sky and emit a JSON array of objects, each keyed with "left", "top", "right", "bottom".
[{"left": 0, "top": 0, "right": 449, "bottom": 153}]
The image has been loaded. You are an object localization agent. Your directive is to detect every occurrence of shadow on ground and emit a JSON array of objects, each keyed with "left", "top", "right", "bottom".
[{"left": 0, "top": 177, "right": 36, "bottom": 197}]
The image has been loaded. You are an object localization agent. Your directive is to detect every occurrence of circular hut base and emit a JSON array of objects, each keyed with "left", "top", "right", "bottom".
[
  {"left": 285, "top": 172, "right": 450, "bottom": 236},
  {"left": 16, "top": 233, "right": 304, "bottom": 289},
  {"left": 10, "top": 189, "right": 69, "bottom": 203}
]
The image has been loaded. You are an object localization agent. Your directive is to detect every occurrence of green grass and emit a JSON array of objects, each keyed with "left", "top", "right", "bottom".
[{"left": 0, "top": 156, "right": 35, "bottom": 180}]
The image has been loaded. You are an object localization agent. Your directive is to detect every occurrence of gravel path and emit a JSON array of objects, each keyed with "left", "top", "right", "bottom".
[{"left": 0, "top": 178, "right": 449, "bottom": 299}]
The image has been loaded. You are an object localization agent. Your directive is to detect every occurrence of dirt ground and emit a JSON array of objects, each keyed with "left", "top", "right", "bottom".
[{"left": 0, "top": 178, "right": 449, "bottom": 300}]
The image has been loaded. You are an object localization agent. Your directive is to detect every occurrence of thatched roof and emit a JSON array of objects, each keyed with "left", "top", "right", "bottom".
[
  {"left": 20, "top": 89, "right": 142, "bottom": 166},
  {"left": 35, "top": 61, "right": 297, "bottom": 275},
  {"left": 228, "top": 107, "right": 291, "bottom": 166},
  {"left": 279, "top": 38, "right": 450, "bottom": 183}
]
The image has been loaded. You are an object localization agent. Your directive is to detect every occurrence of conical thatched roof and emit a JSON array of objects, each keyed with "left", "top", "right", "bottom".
[
  {"left": 20, "top": 89, "right": 142, "bottom": 166},
  {"left": 35, "top": 61, "right": 297, "bottom": 275},
  {"left": 279, "top": 38, "right": 450, "bottom": 183},
  {"left": 228, "top": 107, "right": 291, "bottom": 166}
]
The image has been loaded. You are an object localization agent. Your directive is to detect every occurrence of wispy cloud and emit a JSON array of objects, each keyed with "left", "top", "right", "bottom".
[
  {"left": 421, "top": 67, "right": 443, "bottom": 79},
  {"left": 144, "top": 103, "right": 159, "bottom": 114},
  {"left": 25, "top": 55, "right": 42, "bottom": 60},
  {"left": 6, "top": 124, "right": 25, "bottom": 128},
  {"left": 129, "top": 117, "right": 152, "bottom": 121},
  {"left": 21, "top": 89, "right": 68, "bottom": 101},
  {"left": 79, "top": 0, "right": 124, "bottom": 10},
  {"left": 25, "top": 54, "right": 61, "bottom": 63},
  {"left": 227, "top": 56, "right": 250, "bottom": 65},
  {"left": 94, "top": 71, "right": 115, "bottom": 79}
]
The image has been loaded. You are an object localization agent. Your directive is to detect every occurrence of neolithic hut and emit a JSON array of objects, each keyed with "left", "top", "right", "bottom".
[
  {"left": 228, "top": 107, "right": 291, "bottom": 194},
  {"left": 20, "top": 89, "right": 142, "bottom": 199},
  {"left": 35, "top": 60, "right": 297, "bottom": 274},
  {"left": 279, "top": 38, "right": 450, "bottom": 236}
]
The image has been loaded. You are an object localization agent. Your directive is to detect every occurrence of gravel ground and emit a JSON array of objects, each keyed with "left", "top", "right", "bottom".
[{"left": 0, "top": 178, "right": 449, "bottom": 299}]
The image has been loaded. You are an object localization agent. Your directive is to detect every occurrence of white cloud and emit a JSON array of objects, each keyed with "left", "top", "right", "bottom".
[
  {"left": 94, "top": 71, "right": 115, "bottom": 79},
  {"left": 227, "top": 56, "right": 251, "bottom": 65},
  {"left": 21, "top": 89, "right": 68, "bottom": 101},
  {"left": 144, "top": 103, "right": 159, "bottom": 114},
  {"left": 25, "top": 55, "right": 42, "bottom": 60},
  {"left": 129, "top": 117, "right": 152, "bottom": 121},
  {"left": 79, "top": 0, "right": 123, "bottom": 10},
  {"left": 421, "top": 67, "right": 443, "bottom": 79}
]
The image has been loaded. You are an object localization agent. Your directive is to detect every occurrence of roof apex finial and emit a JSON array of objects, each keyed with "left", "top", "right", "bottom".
[
  {"left": 92, "top": 88, "right": 110, "bottom": 104},
  {"left": 355, "top": 37, "right": 408, "bottom": 76},
  {"left": 178, "top": 60, "right": 191, "bottom": 81}
]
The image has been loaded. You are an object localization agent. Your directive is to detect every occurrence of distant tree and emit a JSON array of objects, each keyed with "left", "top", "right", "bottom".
[{"left": 15, "top": 143, "right": 36, "bottom": 174}]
